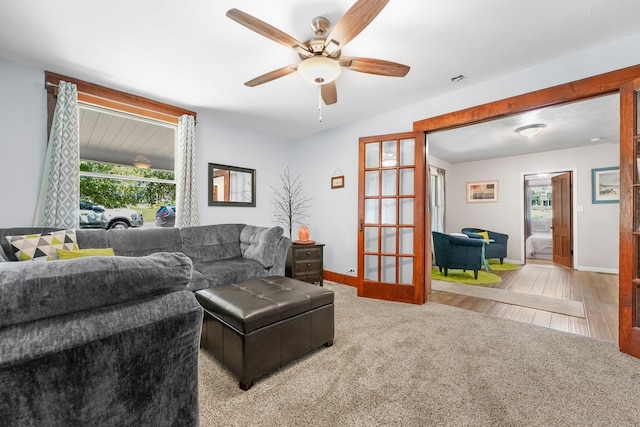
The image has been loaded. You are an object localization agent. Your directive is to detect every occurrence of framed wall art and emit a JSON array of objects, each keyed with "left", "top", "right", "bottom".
[
  {"left": 331, "top": 175, "right": 344, "bottom": 189},
  {"left": 466, "top": 181, "right": 498, "bottom": 203},
  {"left": 591, "top": 166, "right": 619, "bottom": 204}
]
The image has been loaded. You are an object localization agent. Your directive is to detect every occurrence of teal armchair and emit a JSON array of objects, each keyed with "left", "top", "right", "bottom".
[
  {"left": 461, "top": 228, "right": 509, "bottom": 264},
  {"left": 432, "top": 231, "right": 484, "bottom": 279}
]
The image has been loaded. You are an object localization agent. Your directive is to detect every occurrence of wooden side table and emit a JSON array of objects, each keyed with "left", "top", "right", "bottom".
[{"left": 286, "top": 243, "right": 324, "bottom": 286}]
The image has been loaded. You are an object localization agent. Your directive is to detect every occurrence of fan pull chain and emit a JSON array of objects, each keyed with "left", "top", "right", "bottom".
[{"left": 318, "top": 86, "right": 323, "bottom": 123}]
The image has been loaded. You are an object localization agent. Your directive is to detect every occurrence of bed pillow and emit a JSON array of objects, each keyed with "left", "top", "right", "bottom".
[
  {"left": 57, "top": 247, "right": 115, "bottom": 260},
  {"left": 5, "top": 230, "right": 79, "bottom": 261}
]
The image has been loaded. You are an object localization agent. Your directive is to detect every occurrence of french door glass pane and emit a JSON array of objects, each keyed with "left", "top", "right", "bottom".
[
  {"left": 382, "top": 170, "right": 397, "bottom": 195},
  {"left": 399, "top": 257, "right": 413, "bottom": 284},
  {"left": 381, "top": 256, "right": 396, "bottom": 282},
  {"left": 399, "top": 228, "right": 413, "bottom": 254},
  {"left": 400, "top": 138, "right": 415, "bottom": 166},
  {"left": 364, "top": 255, "right": 378, "bottom": 281},
  {"left": 399, "top": 199, "right": 414, "bottom": 224},
  {"left": 381, "top": 199, "right": 397, "bottom": 224},
  {"left": 382, "top": 227, "right": 396, "bottom": 253},
  {"left": 364, "top": 227, "right": 379, "bottom": 252},
  {"left": 400, "top": 169, "right": 414, "bottom": 195},
  {"left": 365, "top": 171, "right": 379, "bottom": 196},
  {"left": 365, "top": 143, "right": 380, "bottom": 168},
  {"left": 382, "top": 140, "right": 397, "bottom": 167},
  {"left": 365, "top": 199, "right": 379, "bottom": 223}
]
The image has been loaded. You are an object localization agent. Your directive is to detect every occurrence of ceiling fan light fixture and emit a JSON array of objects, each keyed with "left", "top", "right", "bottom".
[
  {"left": 298, "top": 56, "right": 342, "bottom": 85},
  {"left": 516, "top": 124, "right": 546, "bottom": 138}
]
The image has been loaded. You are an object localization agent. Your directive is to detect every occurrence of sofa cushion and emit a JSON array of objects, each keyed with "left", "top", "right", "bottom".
[
  {"left": 180, "top": 224, "right": 244, "bottom": 264},
  {"left": 107, "top": 227, "right": 183, "bottom": 256},
  {"left": 5, "top": 230, "right": 78, "bottom": 261},
  {"left": 240, "top": 225, "right": 283, "bottom": 268},
  {"left": 0, "top": 252, "right": 193, "bottom": 328},
  {"left": 75, "top": 228, "right": 109, "bottom": 249},
  {"left": 194, "top": 257, "right": 268, "bottom": 287}
]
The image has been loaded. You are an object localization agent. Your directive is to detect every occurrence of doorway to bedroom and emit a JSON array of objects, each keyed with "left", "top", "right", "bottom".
[{"left": 524, "top": 171, "right": 573, "bottom": 268}]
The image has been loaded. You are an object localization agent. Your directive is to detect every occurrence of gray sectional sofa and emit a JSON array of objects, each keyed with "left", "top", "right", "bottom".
[
  {"left": 0, "top": 223, "right": 290, "bottom": 290},
  {"left": 0, "top": 223, "right": 290, "bottom": 425}
]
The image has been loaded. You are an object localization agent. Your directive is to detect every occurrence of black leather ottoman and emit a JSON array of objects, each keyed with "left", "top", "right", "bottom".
[{"left": 195, "top": 276, "right": 334, "bottom": 390}]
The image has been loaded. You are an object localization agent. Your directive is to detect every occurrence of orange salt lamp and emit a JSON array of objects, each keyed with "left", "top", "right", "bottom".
[{"left": 298, "top": 225, "right": 310, "bottom": 242}]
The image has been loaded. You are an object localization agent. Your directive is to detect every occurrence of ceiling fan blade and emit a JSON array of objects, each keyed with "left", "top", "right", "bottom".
[
  {"left": 321, "top": 82, "right": 337, "bottom": 105},
  {"left": 226, "top": 9, "right": 310, "bottom": 57},
  {"left": 340, "top": 57, "right": 410, "bottom": 77},
  {"left": 244, "top": 64, "right": 298, "bottom": 87},
  {"left": 324, "top": 0, "right": 389, "bottom": 51}
]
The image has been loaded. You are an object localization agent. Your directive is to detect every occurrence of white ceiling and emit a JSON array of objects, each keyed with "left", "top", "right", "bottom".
[
  {"left": 429, "top": 94, "right": 620, "bottom": 164},
  {"left": 1, "top": 0, "right": 639, "bottom": 146}
]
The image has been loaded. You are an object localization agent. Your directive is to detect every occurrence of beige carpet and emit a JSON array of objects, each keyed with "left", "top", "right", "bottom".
[
  {"left": 198, "top": 282, "right": 640, "bottom": 426},
  {"left": 431, "top": 280, "right": 586, "bottom": 318}
]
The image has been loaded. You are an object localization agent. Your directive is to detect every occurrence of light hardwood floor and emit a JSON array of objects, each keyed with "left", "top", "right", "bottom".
[{"left": 428, "top": 259, "right": 619, "bottom": 344}]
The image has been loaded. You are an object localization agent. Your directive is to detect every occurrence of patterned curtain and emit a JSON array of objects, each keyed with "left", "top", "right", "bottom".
[
  {"left": 175, "top": 114, "right": 199, "bottom": 228},
  {"left": 33, "top": 81, "right": 79, "bottom": 228}
]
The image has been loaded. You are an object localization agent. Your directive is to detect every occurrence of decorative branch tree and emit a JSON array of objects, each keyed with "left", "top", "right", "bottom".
[{"left": 271, "top": 167, "right": 312, "bottom": 239}]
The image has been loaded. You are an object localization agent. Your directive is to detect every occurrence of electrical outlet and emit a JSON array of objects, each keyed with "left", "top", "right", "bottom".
[{"left": 347, "top": 268, "right": 356, "bottom": 275}]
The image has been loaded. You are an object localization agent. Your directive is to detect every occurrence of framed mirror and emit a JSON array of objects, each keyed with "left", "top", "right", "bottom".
[{"left": 208, "top": 163, "right": 256, "bottom": 207}]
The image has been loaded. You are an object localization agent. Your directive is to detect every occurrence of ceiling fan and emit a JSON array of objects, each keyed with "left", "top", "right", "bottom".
[{"left": 226, "top": 0, "right": 410, "bottom": 106}]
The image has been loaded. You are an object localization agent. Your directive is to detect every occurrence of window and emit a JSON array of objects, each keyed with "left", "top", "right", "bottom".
[
  {"left": 45, "top": 71, "right": 196, "bottom": 228},
  {"left": 429, "top": 166, "right": 445, "bottom": 233}
]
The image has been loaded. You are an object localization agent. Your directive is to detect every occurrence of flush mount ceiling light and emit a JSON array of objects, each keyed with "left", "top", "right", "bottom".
[
  {"left": 297, "top": 56, "right": 342, "bottom": 85},
  {"left": 515, "top": 124, "right": 546, "bottom": 138},
  {"left": 133, "top": 156, "right": 151, "bottom": 169}
]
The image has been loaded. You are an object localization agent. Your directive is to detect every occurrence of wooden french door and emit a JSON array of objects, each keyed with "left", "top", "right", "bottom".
[
  {"left": 357, "top": 131, "right": 427, "bottom": 304},
  {"left": 620, "top": 78, "right": 640, "bottom": 357},
  {"left": 551, "top": 172, "right": 573, "bottom": 268}
]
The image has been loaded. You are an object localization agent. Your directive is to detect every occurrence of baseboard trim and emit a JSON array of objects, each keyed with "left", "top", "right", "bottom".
[
  {"left": 324, "top": 270, "right": 358, "bottom": 287},
  {"left": 575, "top": 266, "right": 619, "bottom": 275}
]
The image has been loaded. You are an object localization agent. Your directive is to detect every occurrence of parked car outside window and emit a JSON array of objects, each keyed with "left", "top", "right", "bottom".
[
  {"left": 79, "top": 209, "right": 108, "bottom": 229},
  {"left": 80, "top": 201, "right": 144, "bottom": 229},
  {"left": 155, "top": 205, "right": 176, "bottom": 227}
]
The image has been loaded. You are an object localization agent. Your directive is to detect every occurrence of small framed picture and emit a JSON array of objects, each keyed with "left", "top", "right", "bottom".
[
  {"left": 466, "top": 181, "right": 498, "bottom": 203},
  {"left": 592, "top": 166, "right": 619, "bottom": 204},
  {"left": 331, "top": 175, "right": 345, "bottom": 189}
]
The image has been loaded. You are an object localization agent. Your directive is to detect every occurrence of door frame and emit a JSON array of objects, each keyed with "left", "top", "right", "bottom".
[
  {"left": 521, "top": 169, "right": 576, "bottom": 266},
  {"left": 414, "top": 64, "right": 640, "bottom": 356}
]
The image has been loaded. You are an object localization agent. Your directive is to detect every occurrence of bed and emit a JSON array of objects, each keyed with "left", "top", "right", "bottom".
[
  {"left": 526, "top": 233, "right": 553, "bottom": 259},
  {"left": 526, "top": 218, "right": 552, "bottom": 259}
]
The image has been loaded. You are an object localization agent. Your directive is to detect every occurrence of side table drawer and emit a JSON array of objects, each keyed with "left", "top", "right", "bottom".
[
  {"left": 294, "top": 272, "right": 322, "bottom": 284},
  {"left": 293, "top": 247, "right": 322, "bottom": 261},
  {"left": 294, "top": 260, "right": 321, "bottom": 273}
]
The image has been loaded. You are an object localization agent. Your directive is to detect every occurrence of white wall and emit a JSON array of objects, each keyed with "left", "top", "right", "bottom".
[
  {"left": 0, "top": 58, "right": 47, "bottom": 226},
  {"left": 445, "top": 143, "right": 619, "bottom": 273},
  {"left": 194, "top": 112, "right": 290, "bottom": 229},
  {"left": 291, "top": 33, "right": 640, "bottom": 276}
]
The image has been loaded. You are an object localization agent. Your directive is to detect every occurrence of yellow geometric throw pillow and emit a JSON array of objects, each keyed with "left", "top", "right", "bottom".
[
  {"left": 56, "top": 247, "right": 115, "bottom": 260},
  {"left": 5, "top": 230, "right": 79, "bottom": 261}
]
